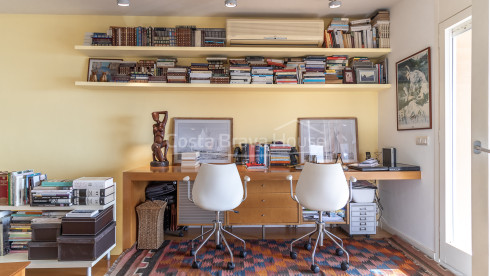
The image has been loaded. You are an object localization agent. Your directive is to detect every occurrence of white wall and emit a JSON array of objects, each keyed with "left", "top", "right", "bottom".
[{"left": 378, "top": 0, "right": 438, "bottom": 256}]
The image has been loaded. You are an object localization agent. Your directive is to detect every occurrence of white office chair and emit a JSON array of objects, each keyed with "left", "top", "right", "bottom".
[
  {"left": 184, "top": 163, "right": 249, "bottom": 270},
  {"left": 287, "top": 162, "right": 354, "bottom": 273}
]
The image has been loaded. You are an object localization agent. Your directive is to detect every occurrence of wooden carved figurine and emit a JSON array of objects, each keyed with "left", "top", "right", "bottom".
[
  {"left": 100, "top": 72, "right": 108, "bottom": 82},
  {"left": 150, "top": 111, "right": 169, "bottom": 167},
  {"left": 89, "top": 71, "right": 98, "bottom": 82}
]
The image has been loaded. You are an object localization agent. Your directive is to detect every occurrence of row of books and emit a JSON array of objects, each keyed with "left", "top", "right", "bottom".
[
  {"left": 85, "top": 26, "right": 226, "bottom": 47},
  {"left": 92, "top": 55, "right": 388, "bottom": 84},
  {"left": 325, "top": 11, "right": 390, "bottom": 48},
  {"left": 0, "top": 172, "right": 116, "bottom": 207},
  {"left": 241, "top": 143, "right": 293, "bottom": 169}
]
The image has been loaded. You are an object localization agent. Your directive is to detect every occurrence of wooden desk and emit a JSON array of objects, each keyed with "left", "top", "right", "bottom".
[
  {"left": 0, "top": 261, "right": 30, "bottom": 276},
  {"left": 122, "top": 166, "right": 421, "bottom": 249}
]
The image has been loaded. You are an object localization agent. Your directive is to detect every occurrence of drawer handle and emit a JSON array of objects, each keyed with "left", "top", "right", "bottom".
[
  {"left": 360, "top": 208, "right": 366, "bottom": 210},
  {"left": 360, "top": 222, "right": 366, "bottom": 225},
  {"left": 360, "top": 212, "right": 367, "bottom": 215},
  {"left": 360, "top": 217, "right": 366, "bottom": 220},
  {"left": 261, "top": 214, "right": 265, "bottom": 217},
  {"left": 261, "top": 200, "right": 266, "bottom": 202},
  {"left": 360, "top": 227, "right": 366, "bottom": 230},
  {"left": 261, "top": 184, "right": 265, "bottom": 187}
]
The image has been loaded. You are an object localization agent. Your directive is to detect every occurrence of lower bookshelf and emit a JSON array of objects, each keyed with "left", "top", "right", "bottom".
[{"left": 0, "top": 200, "right": 116, "bottom": 276}]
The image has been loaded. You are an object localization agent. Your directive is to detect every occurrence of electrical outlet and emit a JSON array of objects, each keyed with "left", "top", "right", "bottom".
[{"left": 416, "top": 136, "right": 429, "bottom": 145}]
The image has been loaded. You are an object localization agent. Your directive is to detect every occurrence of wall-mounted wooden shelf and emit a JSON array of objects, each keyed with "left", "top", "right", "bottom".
[
  {"left": 75, "top": 45, "right": 391, "bottom": 59},
  {"left": 75, "top": 81, "right": 391, "bottom": 92}
]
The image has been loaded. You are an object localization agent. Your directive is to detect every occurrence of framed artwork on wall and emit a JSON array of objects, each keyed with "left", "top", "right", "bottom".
[
  {"left": 172, "top": 118, "right": 233, "bottom": 165},
  {"left": 298, "top": 117, "right": 359, "bottom": 164},
  {"left": 396, "top": 47, "right": 432, "bottom": 130}
]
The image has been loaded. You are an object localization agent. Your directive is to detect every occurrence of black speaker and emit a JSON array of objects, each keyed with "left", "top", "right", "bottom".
[{"left": 382, "top": 148, "right": 396, "bottom": 167}]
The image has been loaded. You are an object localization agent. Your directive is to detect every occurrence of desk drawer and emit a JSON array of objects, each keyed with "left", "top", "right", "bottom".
[
  {"left": 351, "top": 211, "right": 376, "bottom": 217},
  {"left": 350, "top": 205, "right": 376, "bottom": 212},
  {"left": 351, "top": 221, "right": 376, "bottom": 227},
  {"left": 350, "top": 216, "right": 375, "bottom": 222},
  {"left": 247, "top": 181, "right": 294, "bottom": 193},
  {"left": 240, "top": 193, "right": 297, "bottom": 208},
  {"left": 228, "top": 208, "right": 299, "bottom": 224},
  {"left": 350, "top": 226, "right": 376, "bottom": 234}
]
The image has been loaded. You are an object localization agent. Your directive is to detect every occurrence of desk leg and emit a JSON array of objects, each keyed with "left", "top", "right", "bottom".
[
  {"left": 86, "top": 267, "right": 92, "bottom": 276},
  {"left": 262, "top": 225, "right": 266, "bottom": 240}
]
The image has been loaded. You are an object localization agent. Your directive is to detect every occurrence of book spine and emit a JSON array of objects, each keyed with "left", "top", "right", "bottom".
[
  {"left": 74, "top": 194, "right": 114, "bottom": 205},
  {"left": 72, "top": 180, "right": 111, "bottom": 189},
  {"left": 73, "top": 186, "right": 114, "bottom": 197},
  {"left": 0, "top": 173, "right": 8, "bottom": 205}
]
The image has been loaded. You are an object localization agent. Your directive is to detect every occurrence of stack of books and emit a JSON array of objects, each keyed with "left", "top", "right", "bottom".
[
  {"left": 350, "top": 18, "right": 373, "bottom": 48},
  {"left": 91, "top": 32, "right": 112, "bottom": 46},
  {"left": 9, "top": 211, "right": 42, "bottom": 253},
  {"left": 0, "top": 210, "right": 11, "bottom": 255},
  {"left": 274, "top": 68, "right": 298, "bottom": 84},
  {"left": 371, "top": 10, "right": 390, "bottom": 48},
  {"left": 2, "top": 170, "right": 48, "bottom": 206},
  {"left": 242, "top": 144, "right": 269, "bottom": 169},
  {"left": 201, "top": 28, "right": 226, "bottom": 47},
  {"left": 350, "top": 57, "right": 374, "bottom": 71},
  {"left": 269, "top": 143, "right": 292, "bottom": 167},
  {"left": 129, "top": 60, "right": 155, "bottom": 83},
  {"left": 189, "top": 63, "right": 212, "bottom": 84},
  {"left": 180, "top": 152, "right": 200, "bottom": 168},
  {"left": 166, "top": 67, "right": 188, "bottom": 83},
  {"left": 152, "top": 57, "right": 178, "bottom": 83},
  {"left": 251, "top": 66, "right": 274, "bottom": 84},
  {"left": 72, "top": 177, "right": 115, "bottom": 206},
  {"left": 325, "top": 17, "right": 350, "bottom": 48},
  {"left": 303, "top": 56, "right": 327, "bottom": 84},
  {"left": 31, "top": 185, "right": 73, "bottom": 207},
  {"left": 229, "top": 59, "right": 251, "bottom": 84},
  {"left": 207, "top": 57, "right": 229, "bottom": 84},
  {"left": 326, "top": 55, "right": 348, "bottom": 83}
]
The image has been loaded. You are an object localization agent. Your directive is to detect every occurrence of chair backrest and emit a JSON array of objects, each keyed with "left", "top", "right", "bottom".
[
  {"left": 192, "top": 163, "right": 244, "bottom": 211},
  {"left": 296, "top": 163, "right": 349, "bottom": 212}
]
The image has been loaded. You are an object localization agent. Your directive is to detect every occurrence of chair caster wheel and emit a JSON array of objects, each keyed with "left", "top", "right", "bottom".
[
  {"left": 227, "top": 262, "right": 235, "bottom": 270},
  {"left": 304, "top": 243, "right": 312, "bottom": 250},
  {"left": 336, "top": 248, "right": 344, "bottom": 256},
  {"left": 178, "top": 231, "right": 184, "bottom": 237},
  {"left": 190, "top": 250, "right": 196, "bottom": 256},
  {"left": 311, "top": 264, "right": 320, "bottom": 273},
  {"left": 192, "top": 261, "right": 201, "bottom": 269},
  {"left": 290, "top": 251, "right": 297, "bottom": 259},
  {"left": 341, "top": 261, "right": 349, "bottom": 271},
  {"left": 239, "top": 250, "right": 247, "bottom": 258},
  {"left": 216, "top": 244, "right": 224, "bottom": 250}
]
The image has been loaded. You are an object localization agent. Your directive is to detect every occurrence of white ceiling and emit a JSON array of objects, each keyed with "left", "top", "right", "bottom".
[{"left": 0, "top": 0, "right": 401, "bottom": 18}]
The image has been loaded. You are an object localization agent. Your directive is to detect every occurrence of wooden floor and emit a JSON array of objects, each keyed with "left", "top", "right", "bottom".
[{"left": 25, "top": 226, "right": 391, "bottom": 276}]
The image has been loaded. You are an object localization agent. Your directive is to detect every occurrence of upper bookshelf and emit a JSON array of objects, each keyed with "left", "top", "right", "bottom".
[{"left": 74, "top": 45, "right": 391, "bottom": 59}]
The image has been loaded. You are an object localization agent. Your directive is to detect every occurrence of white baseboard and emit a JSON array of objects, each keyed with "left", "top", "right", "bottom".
[{"left": 380, "top": 217, "right": 436, "bottom": 259}]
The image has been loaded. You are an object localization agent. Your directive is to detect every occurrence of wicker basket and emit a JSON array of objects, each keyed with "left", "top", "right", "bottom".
[{"left": 136, "top": 200, "right": 167, "bottom": 249}]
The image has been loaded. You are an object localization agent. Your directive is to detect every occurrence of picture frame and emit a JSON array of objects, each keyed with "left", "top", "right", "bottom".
[
  {"left": 298, "top": 117, "right": 359, "bottom": 164},
  {"left": 172, "top": 118, "right": 233, "bottom": 165},
  {"left": 396, "top": 47, "right": 432, "bottom": 130},
  {"left": 343, "top": 69, "right": 356, "bottom": 84},
  {"left": 87, "top": 58, "right": 122, "bottom": 82},
  {"left": 355, "top": 68, "right": 378, "bottom": 84}
]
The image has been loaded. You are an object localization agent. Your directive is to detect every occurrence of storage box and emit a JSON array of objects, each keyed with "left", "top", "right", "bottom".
[
  {"left": 62, "top": 205, "right": 113, "bottom": 235},
  {"left": 136, "top": 200, "right": 167, "bottom": 250},
  {"left": 28, "top": 241, "right": 58, "bottom": 260},
  {"left": 58, "top": 221, "right": 115, "bottom": 261},
  {"left": 31, "top": 218, "right": 62, "bottom": 242},
  {"left": 352, "top": 189, "right": 375, "bottom": 203}
]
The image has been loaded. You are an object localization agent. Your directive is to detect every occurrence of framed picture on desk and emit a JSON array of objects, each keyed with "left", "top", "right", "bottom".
[
  {"left": 298, "top": 117, "right": 359, "bottom": 164},
  {"left": 172, "top": 118, "right": 233, "bottom": 165}
]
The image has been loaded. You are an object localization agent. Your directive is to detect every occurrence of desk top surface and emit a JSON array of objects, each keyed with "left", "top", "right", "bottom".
[
  {"left": 0, "top": 261, "right": 30, "bottom": 276},
  {"left": 123, "top": 165, "right": 421, "bottom": 181}
]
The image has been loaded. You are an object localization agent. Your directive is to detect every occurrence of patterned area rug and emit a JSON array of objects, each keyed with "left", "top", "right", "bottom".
[{"left": 106, "top": 239, "right": 439, "bottom": 275}]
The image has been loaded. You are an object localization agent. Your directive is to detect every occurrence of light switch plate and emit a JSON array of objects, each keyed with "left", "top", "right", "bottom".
[{"left": 416, "top": 136, "right": 429, "bottom": 145}]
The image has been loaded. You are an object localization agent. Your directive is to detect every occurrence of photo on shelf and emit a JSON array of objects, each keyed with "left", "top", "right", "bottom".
[
  {"left": 355, "top": 68, "right": 378, "bottom": 84},
  {"left": 172, "top": 118, "right": 233, "bottom": 164},
  {"left": 343, "top": 69, "right": 356, "bottom": 84},
  {"left": 87, "top": 58, "right": 122, "bottom": 82},
  {"left": 298, "top": 117, "right": 359, "bottom": 164}
]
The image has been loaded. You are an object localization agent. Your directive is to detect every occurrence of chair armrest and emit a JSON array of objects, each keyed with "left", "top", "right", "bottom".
[
  {"left": 183, "top": 176, "right": 193, "bottom": 203},
  {"left": 287, "top": 175, "right": 299, "bottom": 204},
  {"left": 242, "top": 176, "right": 250, "bottom": 202}
]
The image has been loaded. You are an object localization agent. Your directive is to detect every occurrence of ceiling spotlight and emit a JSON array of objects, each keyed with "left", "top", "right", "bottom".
[
  {"left": 117, "top": 0, "right": 129, "bottom": 7},
  {"left": 329, "top": 0, "right": 341, "bottom": 8},
  {"left": 225, "top": 0, "right": 237, "bottom": 8}
]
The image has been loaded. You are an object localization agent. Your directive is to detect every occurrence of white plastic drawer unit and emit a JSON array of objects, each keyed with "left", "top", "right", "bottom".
[{"left": 341, "top": 202, "right": 377, "bottom": 237}]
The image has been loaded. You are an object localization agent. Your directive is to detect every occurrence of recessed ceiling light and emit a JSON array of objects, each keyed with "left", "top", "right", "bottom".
[
  {"left": 117, "top": 0, "right": 130, "bottom": 7},
  {"left": 225, "top": 0, "right": 237, "bottom": 8},
  {"left": 329, "top": 0, "right": 341, "bottom": 8}
]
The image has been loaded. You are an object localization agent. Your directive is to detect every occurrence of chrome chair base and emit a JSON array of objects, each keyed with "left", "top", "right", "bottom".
[
  {"left": 289, "top": 211, "right": 350, "bottom": 272},
  {"left": 190, "top": 211, "right": 247, "bottom": 270}
]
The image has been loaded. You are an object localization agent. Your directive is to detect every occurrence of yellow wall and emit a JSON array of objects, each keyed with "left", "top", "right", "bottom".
[{"left": 0, "top": 14, "right": 378, "bottom": 254}]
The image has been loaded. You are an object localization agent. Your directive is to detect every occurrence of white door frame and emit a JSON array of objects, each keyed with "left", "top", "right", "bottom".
[{"left": 438, "top": 6, "right": 472, "bottom": 275}]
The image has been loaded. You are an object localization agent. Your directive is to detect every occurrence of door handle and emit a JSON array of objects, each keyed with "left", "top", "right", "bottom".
[{"left": 474, "top": 140, "right": 490, "bottom": 154}]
